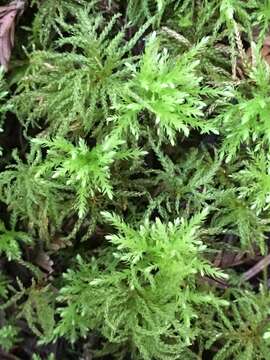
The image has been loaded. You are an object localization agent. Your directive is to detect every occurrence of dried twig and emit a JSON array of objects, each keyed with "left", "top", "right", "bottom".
[
  {"left": 213, "top": 249, "right": 261, "bottom": 269},
  {"left": 241, "top": 253, "right": 270, "bottom": 282}
]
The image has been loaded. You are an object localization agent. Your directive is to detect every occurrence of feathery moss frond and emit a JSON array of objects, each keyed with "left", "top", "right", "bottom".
[
  {"left": 54, "top": 210, "right": 227, "bottom": 358},
  {"left": 115, "top": 34, "right": 218, "bottom": 144},
  {"left": 11, "top": 8, "right": 151, "bottom": 136}
]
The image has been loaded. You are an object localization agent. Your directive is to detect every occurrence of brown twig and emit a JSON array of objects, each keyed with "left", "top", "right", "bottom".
[
  {"left": 213, "top": 249, "right": 261, "bottom": 269},
  {"left": 241, "top": 253, "right": 270, "bottom": 282}
]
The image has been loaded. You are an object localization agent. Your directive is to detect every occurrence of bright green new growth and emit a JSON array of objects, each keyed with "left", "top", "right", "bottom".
[
  {"left": 35, "top": 135, "right": 145, "bottom": 218},
  {"left": 54, "top": 210, "right": 227, "bottom": 359},
  {"left": 116, "top": 34, "right": 218, "bottom": 144}
]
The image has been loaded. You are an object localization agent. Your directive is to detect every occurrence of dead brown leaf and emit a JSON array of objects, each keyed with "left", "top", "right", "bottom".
[
  {"left": 34, "top": 249, "right": 54, "bottom": 274},
  {"left": 48, "top": 236, "right": 72, "bottom": 252},
  {"left": 0, "top": 0, "right": 25, "bottom": 70}
]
